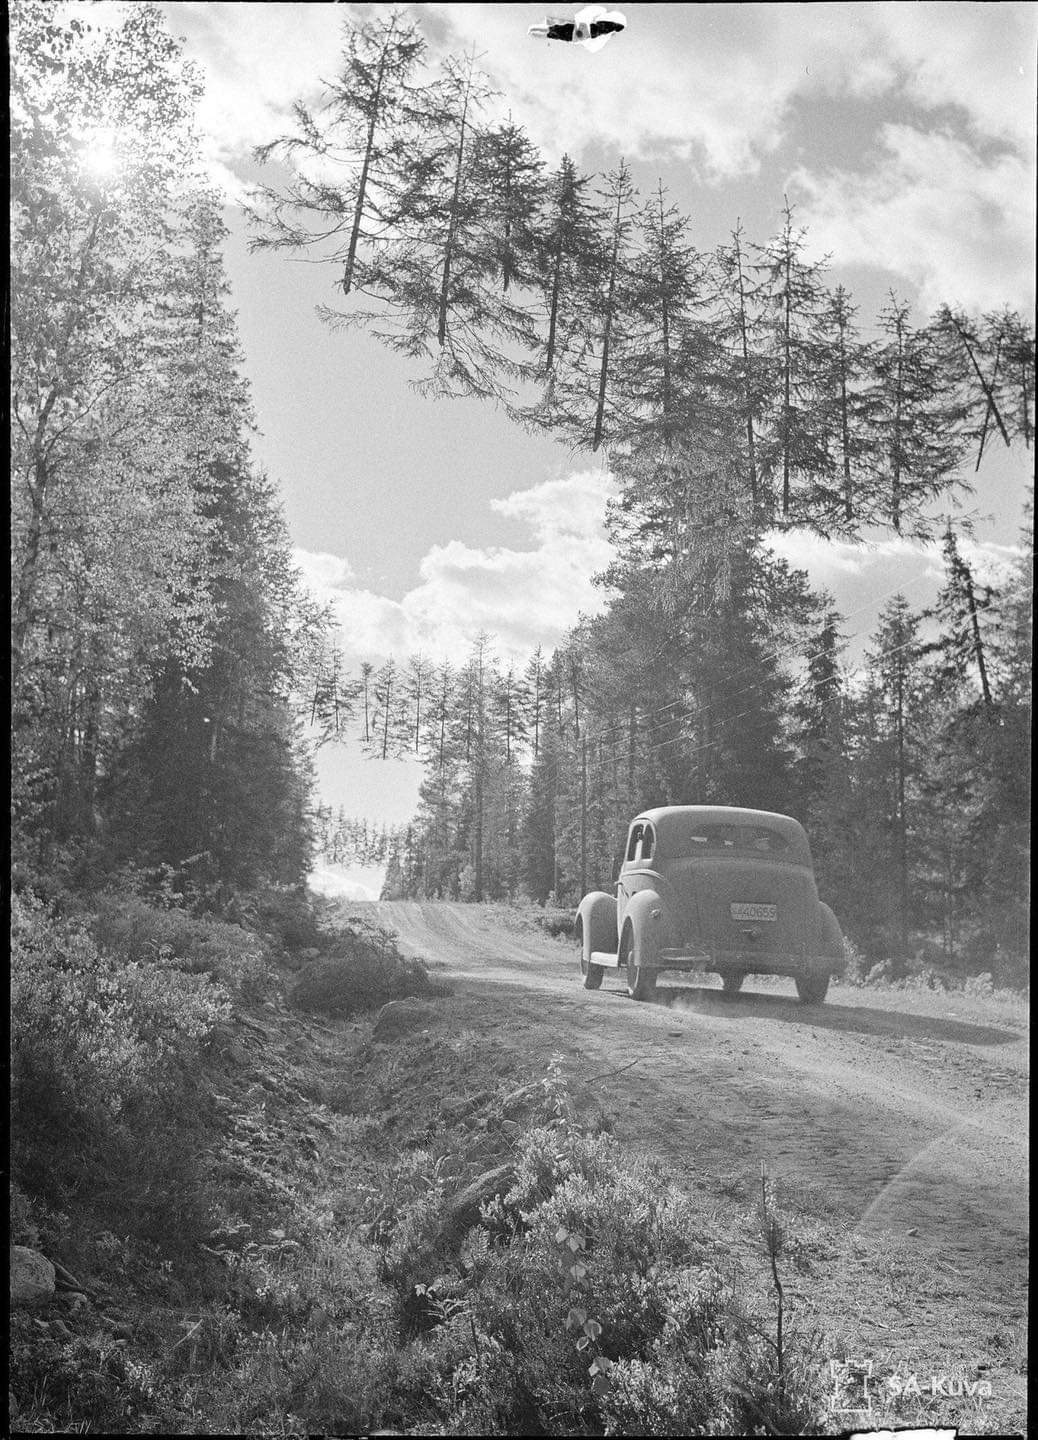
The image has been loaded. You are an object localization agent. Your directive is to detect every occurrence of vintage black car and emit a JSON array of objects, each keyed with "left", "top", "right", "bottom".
[{"left": 576, "top": 805, "right": 846, "bottom": 1004}]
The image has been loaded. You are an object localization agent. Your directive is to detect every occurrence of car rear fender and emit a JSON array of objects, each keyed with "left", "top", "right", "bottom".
[
  {"left": 818, "top": 902, "right": 847, "bottom": 973},
  {"left": 622, "top": 888, "right": 670, "bottom": 965},
  {"left": 575, "top": 891, "right": 618, "bottom": 962}
]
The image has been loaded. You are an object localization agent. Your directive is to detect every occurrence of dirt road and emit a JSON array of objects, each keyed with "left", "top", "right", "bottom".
[{"left": 360, "top": 900, "right": 1028, "bottom": 1374}]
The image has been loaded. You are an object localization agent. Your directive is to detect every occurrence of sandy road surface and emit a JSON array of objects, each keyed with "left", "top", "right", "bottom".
[{"left": 360, "top": 900, "right": 1028, "bottom": 1350}]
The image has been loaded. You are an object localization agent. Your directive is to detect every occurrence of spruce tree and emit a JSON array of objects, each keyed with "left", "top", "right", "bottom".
[
  {"left": 713, "top": 223, "right": 769, "bottom": 513},
  {"left": 752, "top": 201, "right": 833, "bottom": 523},
  {"left": 868, "top": 295, "right": 968, "bottom": 536},
  {"left": 248, "top": 8, "right": 426, "bottom": 296},
  {"left": 811, "top": 285, "right": 875, "bottom": 529},
  {"left": 861, "top": 595, "right": 929, "bottom": 970}
]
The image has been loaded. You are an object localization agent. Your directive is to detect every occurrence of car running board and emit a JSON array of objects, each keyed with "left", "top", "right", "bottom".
[{"left": 590, "top": 949, "right": 714, "bottom": 970}]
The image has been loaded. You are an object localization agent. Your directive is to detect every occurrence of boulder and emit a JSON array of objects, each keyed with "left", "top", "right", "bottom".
[
  {"left": 10, "top": 1246, "right": 55, "bottom": 1308},
  {"left": 500, "top": 1082, "right": 542, "bottom": 1119},
  {"left": 440, "top": 1163, "right": 517, "bottom": 1243},
  {"left": 372, "top": 998, "right": 437, "bottom": 1041}
]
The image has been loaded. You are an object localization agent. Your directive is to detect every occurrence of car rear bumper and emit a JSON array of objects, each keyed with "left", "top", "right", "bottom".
[{"left": 656, "top": 946, "right": 845, "bottom": 977}]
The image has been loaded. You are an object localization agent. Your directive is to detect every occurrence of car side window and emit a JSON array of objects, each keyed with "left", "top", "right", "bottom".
[{"left": 625, "top": 822, "right": 656, "bottom": 864}]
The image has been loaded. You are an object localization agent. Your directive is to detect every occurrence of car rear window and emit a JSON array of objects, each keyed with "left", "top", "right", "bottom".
[{"left": 675, "top": 824, "right": 791, "bottom": 855}]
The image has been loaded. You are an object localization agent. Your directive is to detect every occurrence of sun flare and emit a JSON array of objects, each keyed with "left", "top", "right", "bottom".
[{"left": 82, "top": 125, "right": 120, "bottom": 179}]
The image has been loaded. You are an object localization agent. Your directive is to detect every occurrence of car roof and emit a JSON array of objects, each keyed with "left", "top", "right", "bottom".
[{"left": 631, "top": 806, "right": 808, "bottom": 844}]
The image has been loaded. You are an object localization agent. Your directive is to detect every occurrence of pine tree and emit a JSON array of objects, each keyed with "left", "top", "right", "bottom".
[
  {"left": 791, "top": 604, "right": 846, "bottom": 811},
  {"left": 530, "top": 153, "right": 604, "bottom": 385},
  {"left": 924, "top": 527, "right": 997, "bottom": 717},
  {"left": 468, "top": 113, "right": 546, "bottom": 296},
  {"left": 248, "top": 8, "right": 426, "bottom": 297},
  {"left": 714, "top": 223, "right": 769, "bottom": 513},
  {"left": 368, "top": 658, "right": 408, "bottom": 759},
  {"left": 530, "top": 159, "right": 638, "bottom": 450},
  {"left": 623, "top": 179, "right": 713, "bottom": 444},
  {"left": 753, "top": 201, "right": 833, "bottom": 522},
  {"left": 811, "top": 285, "right": 875, "bottom": 529},
  {"left": 523, "top": 646, "right": 547, "bottom": 757},
  {"left": 994, "top": 310, "right": 1035, "bottom": 448},
  {"left": 354, "top": 52, "right": 535, "bottom": 402},
  {"left": 931, "top": 305, "right": 1013, "bottom": 470},
  {"left": 590, "top": 160, "right": 638, "bottom": 452},
  {"left": 861, "top": 595, "right": 929, "bottom": 970},
  {"left": 868, "top": 295, "right": 968, "bottom": 536},
  {"left": 403, "top": 653, "right": 429, "bottom": 753}
]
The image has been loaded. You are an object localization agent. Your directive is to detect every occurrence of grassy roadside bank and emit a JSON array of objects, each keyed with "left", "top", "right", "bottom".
[{"left": 9, "top": 889, "right": 1025, "bottom": 1434}]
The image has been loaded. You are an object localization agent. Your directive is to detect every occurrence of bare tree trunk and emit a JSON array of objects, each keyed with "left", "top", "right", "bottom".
[
  {"left": 836, "top": 320, "right": 854, "bottom": 521},
  {"left": 949, "top": 313, "right": 1011, "bottom": 451},
  {"left": 963, "top": 566, "right": 994, "bottom": 715},
  {"left": 781, "top": 244, "right": 792, "bottom": 515},
  {"left": 891, "top": 328, "right": 904, "bottom": 534},
  {"left": 343, "top": 20, "right": 396, "bottom": 295},
  {"left": 894, "top": 662, "right": 909, "bottom": 968},
  {"left": 732, "top": 227, "right": 758, "bottom": 508},
  {"left": 437, "top": 67, "right": 473, "bottom": 349}
]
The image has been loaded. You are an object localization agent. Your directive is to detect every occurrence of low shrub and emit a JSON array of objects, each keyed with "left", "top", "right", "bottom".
[
  {"left": 535, "top": 910, "right": 577, "bottom": 940},
  {"left": 363, "top": 1108, "right": 827, "bottom": 1435},
  {"left": 11, "top": 892, "right": 229, "bottom": 1120},
  {"left": 8, "top": 1314, "right": 168, "bottom": 1435},
  {"left": 291, "top": 919, "right": 442, "bottom": 1016},
  {"left": 10, "top": 890, "right": 230, "bottom": 1221},
  {"left": 243, "top": 883, "right": 331, "bottom": 952},
  {"left": 90, "top": 893, "right": 272, "bottom": 999}
]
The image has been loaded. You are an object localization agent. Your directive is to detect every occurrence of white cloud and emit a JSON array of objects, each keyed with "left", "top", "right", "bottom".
[
  {"left": 163, "top": 0, "right": 1035, "bottom": 316},
  {"left": 294, "top": 468, "right": 616, "bottom": 665},
  {"left": 791, "top": 124, "right": 1036, "bottom": 313},
  {"left": 428, "top": 3, "right": 1036, "bottom": 181},
  {"left": 868, "top": 2, "right": 1037, "bottom": 150},
  {"left": 159, "top": 1, "right": 345, "bottom": 197},
  {"left": 765, "top": 527, "right": 1024, "bottom": 653},
  {"left": 958, "top": 538, "right": 1022, "bottom": 588},
  {"left": 427, "top": 3, "right": 805, "bottom": 179},
  {"left": 766, "top": 526, "right": 941, "bottom": 582},
  {"left": 295, "top": 550, "right": 356, "bottom": 593}
]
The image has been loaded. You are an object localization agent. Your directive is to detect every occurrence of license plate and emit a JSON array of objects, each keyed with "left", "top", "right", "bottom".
[{"left": 730, "top": 903, "right": 777, "bottom": 921}]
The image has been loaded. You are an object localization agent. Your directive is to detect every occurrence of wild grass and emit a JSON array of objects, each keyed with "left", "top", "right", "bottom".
[{"left": 9, "top": 884, "right": 1025, "bottom": 1435}]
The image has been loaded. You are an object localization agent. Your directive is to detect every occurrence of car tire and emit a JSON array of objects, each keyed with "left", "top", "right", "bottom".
[
  {"left": 577, "top": 921, "right": 604, "bottom": 990},
  {"left": 721, "top": 973, "right": 744, "bottom": 996},
  {"left": 621, "top": 928, "right": 657, "bottom": 1002},
  {"left": 581, "top": 953, "right": 604, "bottom": 990},
  {"left": 795, "top": 972, "right": 830, "bottom": 1005}
]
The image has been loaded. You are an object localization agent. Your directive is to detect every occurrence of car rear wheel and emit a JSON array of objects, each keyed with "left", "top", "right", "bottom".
[
  {"left": 795, "top": 972, "right": 830, "bottom": 1005},
  {"left": 577, "top": 921, "right": 604, "bottom": 990},
  {"left": 621, "top": 928, "right": 656, "bottom": 1002},
  {"left": 721, "top": 973, "right": 744, "bottom": 996}
]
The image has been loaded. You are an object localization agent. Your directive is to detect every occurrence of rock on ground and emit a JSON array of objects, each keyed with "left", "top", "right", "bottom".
[
  {"left": 439, "top": 1163, "right": 518, "bottom": 1245},
  {"left": 10, "top": 1247, "right": 55, "bottom": 1308}
]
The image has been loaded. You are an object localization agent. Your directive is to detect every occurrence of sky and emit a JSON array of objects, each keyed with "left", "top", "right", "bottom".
[{"left": 144, "top": 1, "right": 1035, "bottom": 896}]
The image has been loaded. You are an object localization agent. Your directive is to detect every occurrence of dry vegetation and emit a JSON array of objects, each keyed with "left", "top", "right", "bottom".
[{"left": 9, "top": 887, "right": 1026, "bottom": 1435}]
